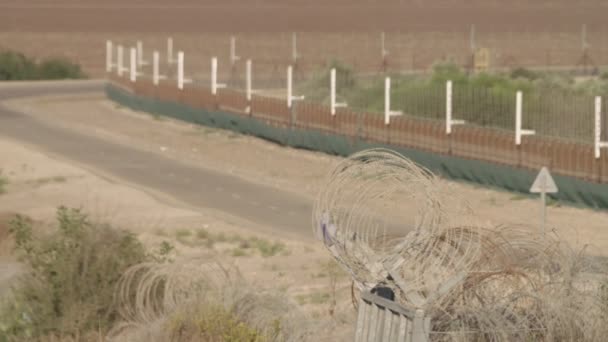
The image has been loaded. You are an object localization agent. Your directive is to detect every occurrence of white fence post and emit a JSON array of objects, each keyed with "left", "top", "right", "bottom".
[
  {"left": 177, "top": 51, "right": 192, "bottom": 90},
  {"left": 230, "top": 36, "right": 240, "bottom": 66},
  {"left": 130, "top": 47, "right": 137, "bottom": 82},
  {"left": 177, "top": 51, "right": 183, "bottom": 89},
  {"left": 515, "top": 91, "right": 535, "bottom": 145},
  {"left": 446, "top": 80, "right": 465, "bottom": 134},
  {"left": 153, "top": 51, "right": 167, "bottom": 86},
  {"left": 167, "top": 37, "right": 178, "bottom": 66},
  {"left": 287, "top": 65, "right": 304, "bottom": 108},
  {"left": 381, "top": 31, "right": 388, "bottom": 59},
  {"left": 384, "top": 77, "right": 403, "bottom": 125},
  {"left": 211, "top": 57, "right": 227, "bottom": 95},
  {"left": 106, "top": 40, "right": 114, "bottom": 72},
  {"left": 330, "top": 68, "right": 347, "bottom": 116},
  {"left": 117, "top": 45, "right": 126, "bottom": 76},
  {"left": 595, "top": 96, "right": 608, "bottom": 159},
  {"left": 246, "top": 59, "right": 253, "bottom": 101},
  {"left": 292, "top": 32, "right": 298, "bottom": 63},
  {"left": 245, "top": 59, "right": 257, "bottom": 113},
  {"left": 137, "top": 41, "right": 149, "bottom": 68}
]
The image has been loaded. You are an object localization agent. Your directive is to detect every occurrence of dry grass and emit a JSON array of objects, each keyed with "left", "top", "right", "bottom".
[{"left": 108, "top": 258, "right": 316, "bottom": 342}]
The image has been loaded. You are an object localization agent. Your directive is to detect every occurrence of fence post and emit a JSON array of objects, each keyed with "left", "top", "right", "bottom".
[
  {"left": 287, "top": 65, "right": 304, "bottom": 108},
  {"left": 246, "top": 59, "right": 258, "bottom": 114},
  {"left": 515, "top": 91, "right": 535, "bottom": 145},
  {"left": 177, "top": 51, "right": 192, "bottom": 90},
  {"left": 384, "top": 77, "right": 402, "bottom": 125},
  {"left": 106, "top": 40, "right": 113, "bottom": 73},
  {"left": 117, "top": 45, "right": 125, "bottom": 77},
  {"left": 594, "top": 96, "right": 608, "bottom": 159},
  {"left": 167, "top": 38, "right": 173, "bottom": 66},
  {"left": 137, "top": 41, "right": 149, "bottom": 68},
  {"left": 230, "top": 36, "right": 240, "bottom": 66},
  {"left": 153, "top": 51, "right": 167, "bottom": 86},
  {"left": 292, "top": 32, "right": 298, "bottom": 64},
  {"left": 445, "top": 80, "right": 465, "bottom": 134},
  {"left": 130, "top": 47, "right": 137, "bottom": 82},
  {"left": 211, "top": 57, "right": 227, "bottom": 95},
  {"left": 330, "top": 68, "right": 347, "bottom": 116}
]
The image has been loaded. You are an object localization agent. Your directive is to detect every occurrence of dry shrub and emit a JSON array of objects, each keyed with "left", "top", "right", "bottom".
[
  {"left": 314, "top": 148, "right": 608, "bottom": 341},
  {"left": 0, "top": 206, "right": 149, "bottom": 341},
  {"left": 108, "top": 258, "right": 315, "bottom": 342},
  {"left": 0, "top": 212, "right": 19, "bottom": 256}
]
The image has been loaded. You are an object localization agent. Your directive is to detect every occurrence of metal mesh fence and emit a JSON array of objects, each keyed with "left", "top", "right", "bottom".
[{"left": 117, "top": 30, "right": 608, "bottom": 148}]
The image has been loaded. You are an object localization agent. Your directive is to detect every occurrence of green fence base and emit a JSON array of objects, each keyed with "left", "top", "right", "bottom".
[{"left": 106, "top": 83, "right": 608, "bottom": 210}]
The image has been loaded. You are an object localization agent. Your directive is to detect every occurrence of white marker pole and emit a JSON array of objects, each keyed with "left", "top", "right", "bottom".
[
  {"left": 594, "top": 96, "right": 608, "bottom": 158},
  {"left": 287, "top": 65, "right": 304, "bottom": 108},
  {"left": 130, "top": 47, "right": 137, "bottom": 82},
  {"left": 153, "top": 51, "right": 160, "bottom": 85},
  {"left": 152, "top": 51, "right": 167, "bottom": 86},
  {"left": 446, "top": 80, "right": 465, "bottom": 134},
  {"left": 292, "top": 32, "right": 298, "bottom": 63},
  {"left": 167, "top": 37, "right": 174, "bottom": 66},
  {"left": 330, "top": 68, "right": 347, "bottom": 116},
  {"left": 384, "top": 77, "right": 403, "bottom": 125},
  {"left": 385, "top": 77, "right": 391, "bottom": 125},
  {"left": 246, "top": 59, "right": 253, "bottom": 101},
  {"left": 446, "top": 80, "right": 453, "bottom": 133},
  {"left": 287, "top": 65, "right": 293, "bottom": 108},
  {"left": 117, "top": 45, "right": 124, "bottom": 76},
  {"left": 106, "top": 40, "right": 113, "bottom": 72},
  {"left": 211, "top": 57, "right": 227, "bottom": 95},
  {"left": 230, "top": 36, "right": 240, "bottom": 66},
  {"left": 245, "top": 59, "right": 257, "bottom": 113},
  {"left": 137, "top": 40, "right": 148, "bottom": 67},
  {"left": 515, "top": 91, "right": 535, "bottom": 145},
  {"left": 381, "top": 31, "right": 388, "bottom": 58},
  {"left": 178, "top": 51, "right": 184, "bottom": 90}
]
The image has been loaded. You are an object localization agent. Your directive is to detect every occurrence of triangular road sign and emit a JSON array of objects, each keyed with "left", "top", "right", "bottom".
[{"left": 530, "top": 167, "right": 558, "bottom": 194}]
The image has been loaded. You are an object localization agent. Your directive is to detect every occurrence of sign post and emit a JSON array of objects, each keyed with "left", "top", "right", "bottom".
[{"left": 529, "top": 167, "right": 558, "bottom": 236}]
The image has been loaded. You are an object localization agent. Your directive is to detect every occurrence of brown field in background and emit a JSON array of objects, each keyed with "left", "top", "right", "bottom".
[{"left": 0, "top": 0, "right": 606, "bottom": 77}]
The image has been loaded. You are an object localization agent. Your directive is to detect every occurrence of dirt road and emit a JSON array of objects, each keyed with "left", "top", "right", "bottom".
[{"left": 0, "top": 81, "right": 313, "bottom": 238}]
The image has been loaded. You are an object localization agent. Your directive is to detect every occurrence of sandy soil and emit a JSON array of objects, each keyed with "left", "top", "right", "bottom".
[{"left": 0, "top": 133, "right": 355, "bottom": 340}]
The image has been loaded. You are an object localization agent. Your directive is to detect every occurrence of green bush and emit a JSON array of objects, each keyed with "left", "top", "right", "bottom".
[
  {"left": 36, "top": 57, "right": 85, "bottom": 80},
  {"left": 0, "top": 51, "right": 37, "bottom": 80},
  {"left": 0, "top": 207, "right": 148, "bottom": 340},
  {"left": 302, "top": 61, "right": 605, "bottom": 141},
  {"left": 0, "top": 50, "right": 85, "bottom": 80},
  {"left": 0, "top": 172, "right": 7, "bottom": 194}
]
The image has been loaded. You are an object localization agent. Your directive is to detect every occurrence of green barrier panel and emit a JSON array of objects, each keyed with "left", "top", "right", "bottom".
[{"left": 105, "top": 83, "right": 608, "bottom": 210}]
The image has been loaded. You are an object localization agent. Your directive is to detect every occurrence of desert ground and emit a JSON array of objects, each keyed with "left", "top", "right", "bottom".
[{"left": 1, "top": 0, "right": 607, "bottom": 77}]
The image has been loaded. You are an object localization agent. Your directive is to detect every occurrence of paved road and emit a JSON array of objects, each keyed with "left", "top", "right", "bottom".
[{"left": 0, "top": 80, "right": 313, "bottom": 237}]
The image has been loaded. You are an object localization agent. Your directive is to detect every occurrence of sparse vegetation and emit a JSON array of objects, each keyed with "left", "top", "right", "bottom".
[
  {"left": 0, "top": 171, "right": 8, "bottom": 194},
  {"left": 296, "top": 292, "right": 330, "bottom": 306},
  {"left": 303, "top": 61, "right": 608, "bottom": 142},
  {"left": 0, "top": 207, "right": 149, "bottom": 340},
  {"left": 27, "top": 176, "right": 67, "bottom": 186},
  {"left": 0, "top": 50, "right": 85, "bottom": 80},
  {"left": 178, "top": 228, "right": 290, "bottom": 258},
  {"left": 111, "top": 259, "right": 308, "bottom": 342}
]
